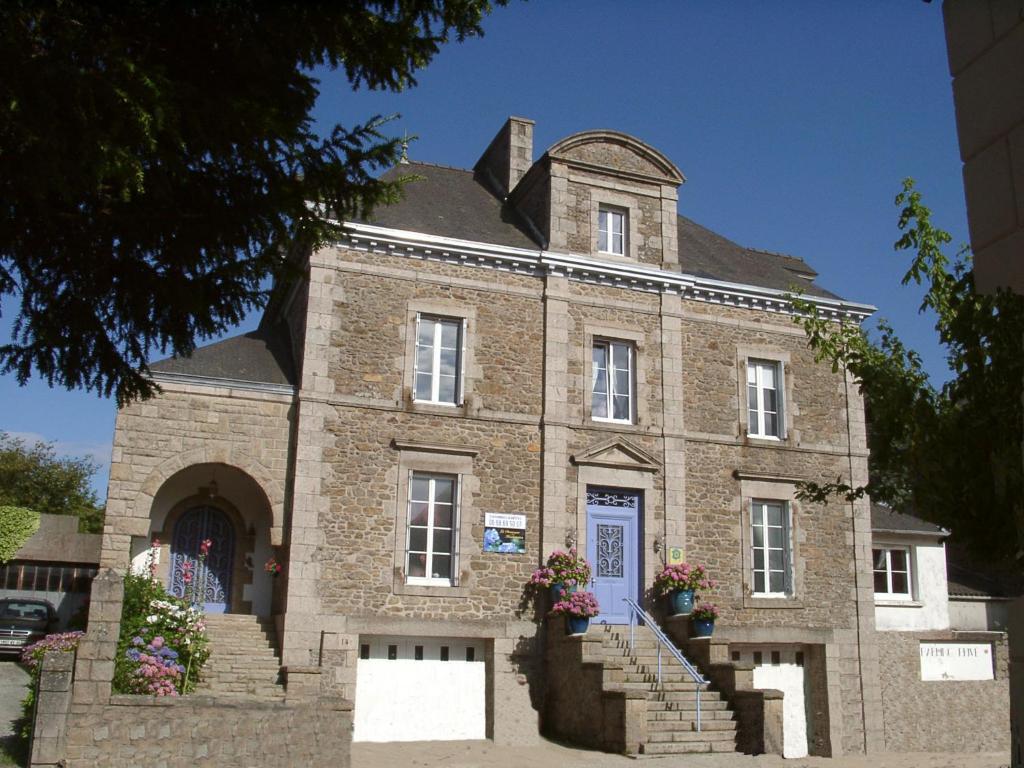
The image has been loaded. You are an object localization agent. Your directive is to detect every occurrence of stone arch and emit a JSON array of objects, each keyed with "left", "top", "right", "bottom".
[
  {"left": 133, "top": 446, "right": 285, "bottom": 545},
  {"left": 546, "top": 130, "right": 685, "bottom": 184}
]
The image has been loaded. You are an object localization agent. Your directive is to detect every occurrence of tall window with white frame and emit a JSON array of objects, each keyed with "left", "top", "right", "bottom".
[
  {"left": 598, "top": 207, "right": 626, "bottom": 256},
  {"left": 751, "top": 500, "right": 790, "bottom": 597},
  {"left": 406, "top": 472, "right": 458, "bottom": 586},
  {"left": 747, "top": 360, "right": 783, "bottom": 439},
  {"left": 414, "top": 315, "right": 463, "bottom": 405},
  {"left": 873, "top": 547, "right": 912, "bottom": 599},
  {"left": 592, "top": 340, "right": 634, "bottom": 423}
]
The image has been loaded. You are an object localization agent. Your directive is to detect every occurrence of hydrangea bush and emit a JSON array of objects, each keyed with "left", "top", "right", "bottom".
[
  {"left": 549, "top": 590, "right": 600, "bottom": 619},
  {"left": 691, "top": 603, "right": 720, "bottom": 621},
  {"left": 653, "top": 563, "right": 716, "bottom": 596},
  {"left": 113, "top": 543, "right": 209, "bottom": 696},
  {"left": 529, "top": 548, "right": 592, "bottom": 592}
]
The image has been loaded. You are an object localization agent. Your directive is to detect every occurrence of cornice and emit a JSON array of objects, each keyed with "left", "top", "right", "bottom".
[{"left": 340, "top": 222, "right": 876, "bottom": 322}]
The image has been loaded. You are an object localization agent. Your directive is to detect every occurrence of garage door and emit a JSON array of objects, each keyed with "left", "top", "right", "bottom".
[
  {"left": 353, "top": 635, "right": 486, "bottom": 742},
  {"left": 734, "top": 645, "right": 808, "bottom": 758}
]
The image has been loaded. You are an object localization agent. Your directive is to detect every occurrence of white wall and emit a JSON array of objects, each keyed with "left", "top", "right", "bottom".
[
  {"left": 949, "top": 598, "right": 1010, "bottom": 631},
  {"left": 874, "top": 539, "right": 950, "bottom": 631}
]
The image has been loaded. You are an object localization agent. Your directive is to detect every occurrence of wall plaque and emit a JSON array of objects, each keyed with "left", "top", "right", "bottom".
[{"left": 919, "top": 642, "right": 994, "bottom": 681}]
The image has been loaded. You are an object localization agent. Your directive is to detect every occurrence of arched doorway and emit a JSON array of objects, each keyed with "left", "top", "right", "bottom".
[{"left": 170, "top": 505, "right": 236, "bottom": 613}]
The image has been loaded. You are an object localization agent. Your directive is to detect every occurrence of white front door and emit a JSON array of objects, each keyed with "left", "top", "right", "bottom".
[{"left": 353, "top": 636, "right": 486, "bottom": 742}]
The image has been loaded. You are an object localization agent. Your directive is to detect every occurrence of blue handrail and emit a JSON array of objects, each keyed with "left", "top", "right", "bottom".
[{"left": 622, "top": 597, "right": 708, "bottom": 732}]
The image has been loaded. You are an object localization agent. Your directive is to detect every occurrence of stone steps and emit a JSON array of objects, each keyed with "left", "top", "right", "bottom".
[
  {"left": 195, "top": 614, "right": 284, "bottom": 698},
  {"left": 593, "top": 625, "right": 737, "bottom": 755}
]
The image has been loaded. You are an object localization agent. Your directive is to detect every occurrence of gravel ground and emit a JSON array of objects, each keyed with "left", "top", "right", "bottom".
[{"left": 351, "top": 739, "right": 1010, "bottom": 768}]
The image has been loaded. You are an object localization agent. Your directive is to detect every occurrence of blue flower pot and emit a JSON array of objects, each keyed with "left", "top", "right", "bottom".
[
  {"left": 566, "top": 616, "right": 590, "bottom": 636},
  {"left": 669, "top": 589, "right": 695, "bottom": 616},
  {"left": 692, "top": 618, "right": 715, "bottom": 638},
  {"left": 550, "top": 582, "right": 578, "bottom": 603}
]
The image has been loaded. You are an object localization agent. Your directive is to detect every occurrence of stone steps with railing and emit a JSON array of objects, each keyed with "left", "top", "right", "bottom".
[
  {"left": 594, "top": 624, "right": 738, "bottom": 755},
  {"left": 195, "top": 614, "right": 284, "bottom": 698}
]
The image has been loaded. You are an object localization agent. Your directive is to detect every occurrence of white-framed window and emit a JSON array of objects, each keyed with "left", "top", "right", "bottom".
[
  {"left": 747, "top": 360, "right": 783, "bottom": 439},
  {"left": 873, "top": 547, "right": 912, "bottom": 599},
  {"left": 414, "top": 315, "right": 464, "bottom": 405},
  {"left": 598, "top": 207, "right": 626, "bottom": 256},
  {"left": 591, "top": 340, "right": 634, "bottom": 423},
  {"left": 406, "top": 472, "right": 459, "bottom": 586},
  {"left": 751, "top": 500, "right": 791, "bottom": 597}
]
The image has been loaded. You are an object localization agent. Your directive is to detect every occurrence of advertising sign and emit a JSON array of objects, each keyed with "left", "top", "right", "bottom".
[{"left": 483, "top": 513, "right": 526, "bottom": 554}]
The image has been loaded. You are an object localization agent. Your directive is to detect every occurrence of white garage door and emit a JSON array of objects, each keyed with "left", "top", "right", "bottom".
[
  {"left": 353, "top": 636, "right": 486, "bottom": 742},
  {"left": 734, "top": 645, "right": 808, "bottom": 759}
]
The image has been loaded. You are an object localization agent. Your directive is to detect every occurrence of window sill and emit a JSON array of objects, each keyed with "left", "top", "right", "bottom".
[
  {"left": 875, "top": 598, "right": 922, "bottom": 608},
  {"left": 393, "top": 578, "right": 472, "bottom": 598},
  {"left": 743, "top": 595, "right": 804, "bottom": 610},
  {"left": 745, "top": 434, "right": 785, "bottom": 443}
]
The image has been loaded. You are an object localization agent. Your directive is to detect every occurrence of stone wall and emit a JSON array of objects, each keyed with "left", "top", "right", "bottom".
[
  {"left": 59, "top": 694, "right": 352, "bottom": 767},
  {"left": 877, "top": 630, "right": 1009, "bottom": 753}
]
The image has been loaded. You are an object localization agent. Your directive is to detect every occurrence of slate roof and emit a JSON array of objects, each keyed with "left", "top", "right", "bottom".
[
  {"left": 870, "top": 504, "right": 948, "bottom": 536},
  {"left": 363, "top": 162, "right": 538, "bottom": 249},
  {"left": 151, "top": 324, "right": 296, "bottom": 387},
  {"left": 360, "top": 161, "right": 842, "bottom": 299}
]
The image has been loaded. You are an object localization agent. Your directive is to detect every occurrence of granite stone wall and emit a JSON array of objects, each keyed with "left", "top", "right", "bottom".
[{"left": 877, "top": 630, "right": 1009, "bottom": 753}]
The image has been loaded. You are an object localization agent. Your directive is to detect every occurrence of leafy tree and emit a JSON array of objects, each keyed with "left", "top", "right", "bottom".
[
  {"left": 791, "top": 179, "right": 1024, "bottom": 565},
  {"left": 0, "top": 432, "right": 104, "bottom": 533},
  {"left": 0, "top": 1, "right": 505, "bottom": 405},
  {"left": 0, "top": 505, "right": 40, "bottom": 563}
]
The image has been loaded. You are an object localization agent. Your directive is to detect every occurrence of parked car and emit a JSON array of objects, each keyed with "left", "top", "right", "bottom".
[{"left": 0, "top": 598, "right": 57, "bottom": 660}]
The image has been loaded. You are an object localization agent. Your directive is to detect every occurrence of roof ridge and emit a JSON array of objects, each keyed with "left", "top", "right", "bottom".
[{"left": 399, "top": 159, "right": 473, "bottom": 174}]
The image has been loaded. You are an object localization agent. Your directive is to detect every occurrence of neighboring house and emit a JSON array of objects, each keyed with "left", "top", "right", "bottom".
[
  {"left": 871, "top": 504, "right": 1009, "bottom": 753},
  {"left": 90, "top": 116, "right": 899, "bottom": 757},
  {"left": 0, "top": 513, "right": 100, "bottom": 629}
]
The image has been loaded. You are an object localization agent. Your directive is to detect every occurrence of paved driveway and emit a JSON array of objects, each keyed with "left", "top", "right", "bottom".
[
  {"left": 352, "top": 740, "right": 1009, "bottom": 768},
  {"left": 0, "top": 661, "right": 29, "bottom": 739}
]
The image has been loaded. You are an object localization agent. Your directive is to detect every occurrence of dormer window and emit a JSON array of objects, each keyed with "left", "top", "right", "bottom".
[{"left": 598, "top": 207, "right": 626, "bottom": 256}]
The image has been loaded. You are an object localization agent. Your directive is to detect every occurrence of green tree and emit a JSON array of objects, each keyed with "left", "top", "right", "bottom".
[
  {"left": 0, "top": 432, "right": 104, "bottom": 533},
  {"left": 791, "top": 179, "right": 1024, "bottom": 565},
  {"left": 0, "top": 1, "right": 505, "bottom": 405}
]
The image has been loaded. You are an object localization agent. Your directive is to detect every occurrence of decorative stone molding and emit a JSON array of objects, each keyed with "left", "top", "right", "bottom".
[{"left": 571, "top": 438, "right": 661, "bottom": 473}]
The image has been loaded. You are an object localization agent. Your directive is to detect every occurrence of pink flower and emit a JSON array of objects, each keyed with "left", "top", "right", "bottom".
[{"left": 199, "top": 539, "right": 212, "bottom": 556}]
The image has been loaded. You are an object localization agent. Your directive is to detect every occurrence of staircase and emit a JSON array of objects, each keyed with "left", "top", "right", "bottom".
[
  {"left": 196, "top": 614, "right": 285, "bottom": 698},
  {"left": 596, "top": 624, "right": 738, "bottom": 755}
]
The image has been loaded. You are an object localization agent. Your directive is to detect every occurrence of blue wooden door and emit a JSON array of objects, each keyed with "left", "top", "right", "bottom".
[
  {"left": 586, "top": 489, "right": 640, "bottom": 625},
  {"left": 170, "top": 506, "right": 235, "bottom": 614}
]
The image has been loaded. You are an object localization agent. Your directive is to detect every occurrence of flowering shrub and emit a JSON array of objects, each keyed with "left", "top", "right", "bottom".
[
  {"left": 113, "top": 541, "right": 209, "bottom": 696},
  {"left": 123, "top": 636, "right": 186, "bottom": 697},
  {"left": 529, "top": 548, "right": 592, "bottom": 592},
  {"left": 20, "top": 631, "right": 84, "bottom": 670},
  {"left": 691, "top": 603, "right": 720, "bottom": 621},
  {"left": 653, "top": 563, "right": 716, "bottom": 596},
  {"left": 549, "top": 590, "right": 600, "bottom": 619},
  {"left": 265, "top": 557, "right": 282, "bottom": 575}
]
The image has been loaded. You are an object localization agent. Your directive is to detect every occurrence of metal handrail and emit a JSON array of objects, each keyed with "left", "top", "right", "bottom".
[{"left": 622, "top": 597, "right": 708, "bottom": 732}]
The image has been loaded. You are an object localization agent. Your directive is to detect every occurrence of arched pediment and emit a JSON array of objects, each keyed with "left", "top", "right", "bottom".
[
  {"left": 571, "top": 438, "right": 660, "bottom": 473},
  {"left": 547, "top": 130, "right": 684, "bottom": 184}
]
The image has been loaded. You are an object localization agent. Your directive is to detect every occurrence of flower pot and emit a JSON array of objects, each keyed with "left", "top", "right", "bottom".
[
  {"left": 550, "top": 582, "right": 578, "bottom": 603},
  {"left": 566, "top": 616, "right": 590, "bottom": 636},
  {"left": 692, "top": 618, "right": 715, "bottom": 638},
  {"left": 669, "top": 589, "right": 695, "bottom": 616}
]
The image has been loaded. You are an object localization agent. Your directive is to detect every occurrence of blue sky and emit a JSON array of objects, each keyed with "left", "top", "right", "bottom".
[{"left": 0, "top": 1, "right": 967, "bottom": 501}]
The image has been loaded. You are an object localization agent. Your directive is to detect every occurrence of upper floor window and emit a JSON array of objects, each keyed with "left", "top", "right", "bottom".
[
  {"left": 873, "top": 547, "right": 912, "bottom": 599},
  {"left": 592, "top": 340, "right": 633, "bottom": 423},
  {"left": 406, "top": 472, "right": 458, "bottom": 586},
  {"left": 598, "top": 207, "right": 626, "bottom": 256},
  {"left": 747, "top": 360, "right": 783, "bottom": 439},
  {"left": 751, "top": 500, "right": 790, "bottom": 597},
  {"left": 414, "top": 315, "right": 464, "bottom": 405}
]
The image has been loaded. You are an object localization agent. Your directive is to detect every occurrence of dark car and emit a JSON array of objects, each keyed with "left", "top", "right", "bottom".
[{"left": 0, "top": 598, "right": 57, "bottom": 660}]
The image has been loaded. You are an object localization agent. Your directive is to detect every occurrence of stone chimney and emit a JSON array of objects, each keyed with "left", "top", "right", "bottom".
[{"left": 473, "top": 116, "right": 534, "bottom": 196}]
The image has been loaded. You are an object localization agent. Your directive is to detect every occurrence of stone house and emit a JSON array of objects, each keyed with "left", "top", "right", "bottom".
[{"left": 93, "top": 116, "right": 895, "bottom": 758}]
